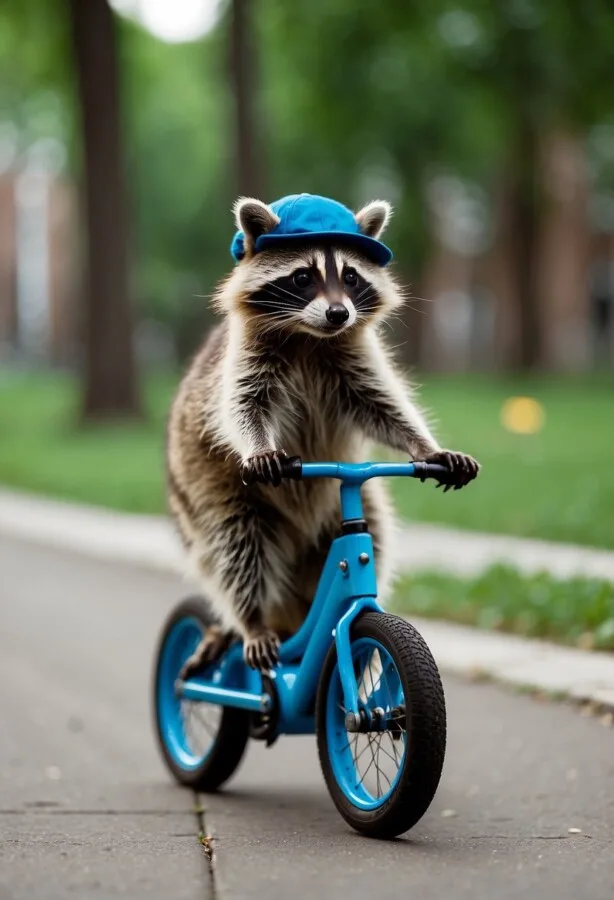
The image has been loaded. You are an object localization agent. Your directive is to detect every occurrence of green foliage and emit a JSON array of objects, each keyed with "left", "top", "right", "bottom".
[
  {"left": 392, "top": 565, "right": 614, "bottom": 650},
  {"left": 0, "top": 0, "right": 75, "bottom": 155},
  {"left": 119, "top": 21, "right": 231, "bottom": 347}
]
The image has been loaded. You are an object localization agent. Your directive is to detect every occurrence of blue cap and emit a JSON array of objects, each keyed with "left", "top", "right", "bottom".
[{"left": 230, "top": 193, "right": 393, "bottom": 267}]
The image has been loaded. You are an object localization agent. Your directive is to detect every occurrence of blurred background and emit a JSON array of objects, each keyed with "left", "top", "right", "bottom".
[
  {"left": 0, "top": 0, "right": 613, "bottom": 645},
  {"left": 3, "top": 0, "right": 614, "bottom": 377}
]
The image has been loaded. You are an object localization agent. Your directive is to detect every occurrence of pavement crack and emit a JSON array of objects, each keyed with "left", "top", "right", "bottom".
[
  {"left": 466, "top": 834, "right": 596, "bottom": 841},
  {"left": 2, "top": 808, "right": 192, "bottom": 816},
  {"left": 193, "top": 793, "right": 219, "bottom": 899}
]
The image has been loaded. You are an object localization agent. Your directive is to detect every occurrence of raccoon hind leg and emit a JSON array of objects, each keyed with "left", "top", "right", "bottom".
[
  {"left": 178, "top": 625, "right": 234, "bottom": 680},
  {"left": 199, "top": 497, "right": 295, "bottom": 672}
]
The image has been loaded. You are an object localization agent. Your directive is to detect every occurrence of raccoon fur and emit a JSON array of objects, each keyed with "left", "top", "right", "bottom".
[{"left": 166, "top": 197, "right": 479, "bottom": 673}]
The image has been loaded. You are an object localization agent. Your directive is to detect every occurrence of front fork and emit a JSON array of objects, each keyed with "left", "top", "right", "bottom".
[{"left": 334, "top": 597, "right": 383, "bottom": 730}]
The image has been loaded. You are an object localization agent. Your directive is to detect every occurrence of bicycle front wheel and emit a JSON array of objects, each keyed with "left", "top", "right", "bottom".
[{"left": 316, "top": 612, "right": 446, "bottom": 838}]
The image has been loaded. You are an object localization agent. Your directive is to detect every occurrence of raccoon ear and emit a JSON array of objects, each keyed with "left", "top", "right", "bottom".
[
  {"left": 355, "top": 200, "right": 393, "bottom": 240},
  {"left": 233, "top": 197, "right": 280, "bottom": 255}
]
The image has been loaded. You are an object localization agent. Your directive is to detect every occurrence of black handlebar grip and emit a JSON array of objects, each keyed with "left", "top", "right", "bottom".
[
  {"left": 241, "top": 454, "right": 303, "bottom": 486},
  {"left": 280, "top": 455, "right": 303, "bottom": 480},
  {"left": 412, "top": 461, "right": 455, "bottom": 484}
]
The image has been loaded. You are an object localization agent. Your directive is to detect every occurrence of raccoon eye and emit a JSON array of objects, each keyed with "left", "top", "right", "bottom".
[
  {"left": 293, "top": 269, "right": 313, "bottom": 289},
  {"left": 343, "top": 268, "right": 358, "bottom": 287}
]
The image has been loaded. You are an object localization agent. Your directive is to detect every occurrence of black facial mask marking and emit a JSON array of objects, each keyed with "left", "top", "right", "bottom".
[{"left": 248, "top": 246, "right": 380, "bottom": 317}]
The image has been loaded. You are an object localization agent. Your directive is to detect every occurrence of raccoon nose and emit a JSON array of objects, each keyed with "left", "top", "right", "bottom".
[{"left": 326, "top": 303, "right": 349, "bottom": 326}]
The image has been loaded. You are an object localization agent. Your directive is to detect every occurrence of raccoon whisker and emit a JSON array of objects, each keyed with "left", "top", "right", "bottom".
[
  {"left": 356, "top": 304, "right": 381, "bottom": 315},
  {"left": 258, "top": 295, "right": 304, "bottom": 311},
  {"left": 247, "top": 297, "right": 304, "bottom": 310},
  {"left": 249, "top": 288, "right": 305, "bottom": 306},
  {"left": 388, "top": 338, "right": 411, "bottom": 352},
  {"left": 251, "top": 313, "right": 297, "bottom": 340},
  {"left": 355, "top": 283, "right": 377, "bottom": 301},
  {"left": 262, "top": 282, "right": 308, "bottom": 304},
  {"left": 251, "top": 308, "right": 291, "bottom": 318},
  {"left": 357, "top": 310, "right": 394, "bottom": 332},
  {"left": 388, "top": 311, "right": 410, "bottom": 326},
  {"left": 354, "top": 291, "right": 377, "bottom": 309},
  {"left": 250, "top": 312, "right": 293, "bottom": 330}
]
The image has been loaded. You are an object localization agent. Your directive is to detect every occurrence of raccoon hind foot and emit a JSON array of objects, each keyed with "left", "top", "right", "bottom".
[
  {"left": 179, "top": 625, "right": 231, "bottom": 680},
  {"left": 243, "top": 628, "right": 280, "bottom": 672}
]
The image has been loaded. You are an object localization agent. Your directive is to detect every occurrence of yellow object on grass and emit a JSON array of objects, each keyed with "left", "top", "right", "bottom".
[{"left": 500, "top": 396, "right": 545, "bottom": 434}]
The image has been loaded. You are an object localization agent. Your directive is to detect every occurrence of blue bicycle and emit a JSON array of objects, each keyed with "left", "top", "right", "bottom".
[{"left": 153, "top": 458, "right": 450, "bottom": 839}]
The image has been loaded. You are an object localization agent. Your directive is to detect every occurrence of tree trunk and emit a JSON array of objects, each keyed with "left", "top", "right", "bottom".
[
  {"left": 69, "top": 0, "right": 141, "bottom": 420},
  {"left": 508, "top": 117, "right": 542, "bottom": 371},
  {"left": 229, "top": 0, "right": 264, "bottom": 198},
  {"left": 537, "top": 131, "right": 591, "bottom": 371}
]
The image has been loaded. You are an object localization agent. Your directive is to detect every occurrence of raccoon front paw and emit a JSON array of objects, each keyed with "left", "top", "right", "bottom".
[
  {"left": 240, "top": 450, "right": 288, "bottom": 487},
  {"left": 424, "top": 449, "right": 480, "bottom": 492},
  {"left": 243, "top": 629, "right": 280, "bottom": 672}
]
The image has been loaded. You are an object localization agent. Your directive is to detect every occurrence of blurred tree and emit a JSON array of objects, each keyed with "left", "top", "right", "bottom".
[
  {"left": 440, "top": 0, "right": 614, "bottom": 369},
  {"left": 229, "top": 0, "right": 265, "bottom": 197},
  {"left": 69, "top": 0, "right": 141, "bottom": 419}
]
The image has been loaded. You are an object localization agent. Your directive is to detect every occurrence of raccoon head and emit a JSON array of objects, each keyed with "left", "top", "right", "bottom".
[{"left": 215, "top": 197, "right": 403, "bottom": 338}]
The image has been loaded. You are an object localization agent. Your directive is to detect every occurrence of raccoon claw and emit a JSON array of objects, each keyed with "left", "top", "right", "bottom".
[
  {"left": 241, "top": 450, "right": 288, "bottom": 487},
  {"left": 243, "top": 631, "right": 280, "bottom": 672},
  {"left": 425, "top": 449, "right": 480, "bottom": 491},
  {"left": 178, "top": 626, "right": 229, "bottom": 680}
]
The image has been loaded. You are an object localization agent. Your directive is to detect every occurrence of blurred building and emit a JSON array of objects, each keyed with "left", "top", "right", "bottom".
[
  {"left": 0, "top": 158, "right": 79, "bottom": 368},
  {"left": 421, "top": 133, "right": 614, "bottom": 373}
]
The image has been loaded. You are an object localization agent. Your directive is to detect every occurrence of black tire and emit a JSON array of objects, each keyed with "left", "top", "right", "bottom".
[
  {"left": 316, "top": 612, "right": 446, "bottom": 838},
  {"left": 152, "top": 595, "right": 250, "bottom": 791}
]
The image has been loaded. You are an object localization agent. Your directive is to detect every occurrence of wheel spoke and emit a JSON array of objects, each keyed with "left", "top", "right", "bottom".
[
  {"left": 388, "top": 731, "right": 400, "bottom": 764},
  {"left": 375, "top": 736, "right": 400, "bottom": 767},
  {"left": 192, "top": 705, "right": 218, "bottom": 739},
  {"left": 364, "top": 734, "right": 379, "bottom": 796},
  {"left": 352, "top": 736, "right": 374, "bottom": 768},
  {"left": 356, "top": 748, "right": 377, "bottom": 788},
  {"left": 374, "top": 736, "right": 393, "bottom": 791}
]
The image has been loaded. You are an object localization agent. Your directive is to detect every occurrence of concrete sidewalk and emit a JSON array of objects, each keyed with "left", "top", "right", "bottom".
[
  {"left": 1, "top": 486, "right": 614, "bottom": 582},
  {"left": 1, "top": 486, "right": 613, "bottom": 712},
  {"left": 2, "top": 535, "right": 613, "bottom": 900}
]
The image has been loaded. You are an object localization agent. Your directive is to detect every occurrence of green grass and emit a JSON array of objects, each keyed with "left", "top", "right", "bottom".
[
  {"left": 0, "top": 370, "right": 613, "bottom": 548},
  {"left": 0, "top": 371, "right": 175, "bottom": 514},
  {"left": 391, "top": 565, "right": 614, "bottom": 651},
  {"left": 391, "top": 374, "right": 614, "bottom": 548}
]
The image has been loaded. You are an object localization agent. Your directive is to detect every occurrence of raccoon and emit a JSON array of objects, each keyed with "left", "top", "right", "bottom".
[{"left": 166, "top": 195, "right": 479, "bottom": 674}]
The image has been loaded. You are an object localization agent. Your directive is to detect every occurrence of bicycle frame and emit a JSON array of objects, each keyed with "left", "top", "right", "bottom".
[{"left": 178, "top": 462, "right": 421, "bottom": 735}]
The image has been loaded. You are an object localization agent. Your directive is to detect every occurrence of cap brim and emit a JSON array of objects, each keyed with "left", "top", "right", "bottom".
[{"left": 255, "top": 231, "right": 393, "bottom": 267}]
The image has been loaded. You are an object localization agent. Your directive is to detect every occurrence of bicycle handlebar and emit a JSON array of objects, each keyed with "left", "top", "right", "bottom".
[{"left": 243, "top": 456, "right": 457, "bottom": 486}]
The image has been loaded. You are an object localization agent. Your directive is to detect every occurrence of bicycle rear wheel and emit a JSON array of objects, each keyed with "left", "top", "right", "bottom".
[{"left": 153, "top": 596, "right": 250, "bottom": 791}]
